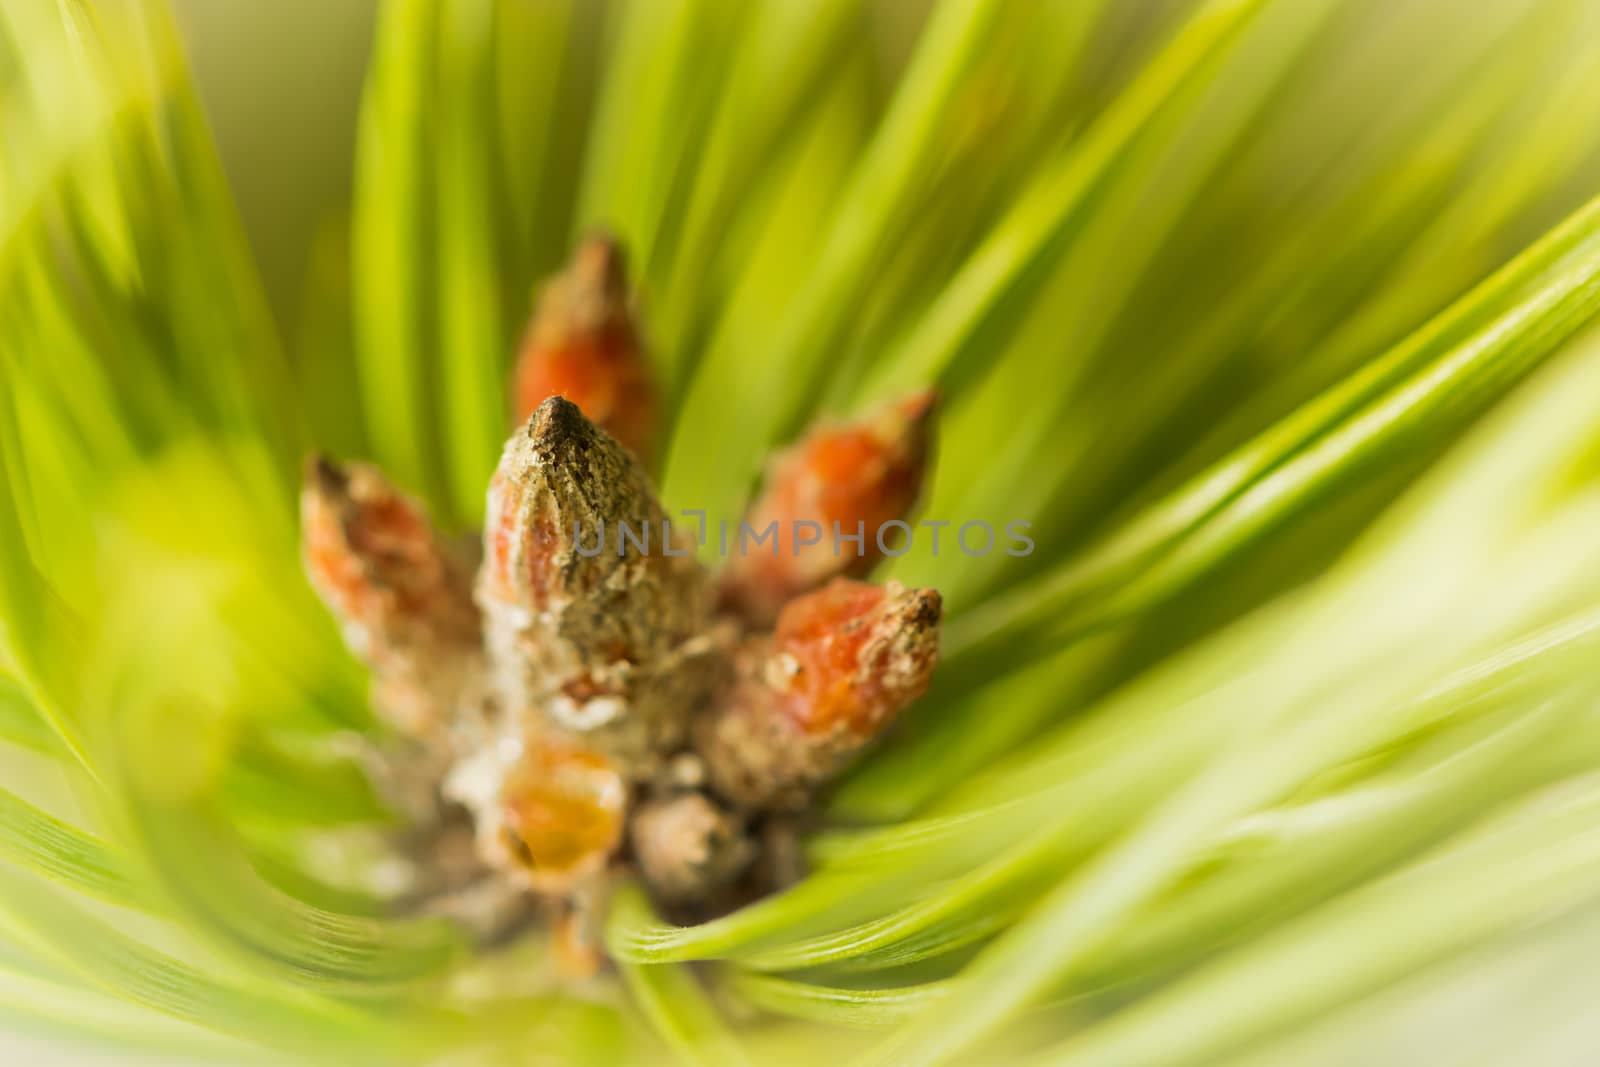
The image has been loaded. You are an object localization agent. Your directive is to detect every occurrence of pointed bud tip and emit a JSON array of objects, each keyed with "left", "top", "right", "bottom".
[
  {"left": 521, "top": 394, "right": 593, "bottom": 443},
  {"left": 571, "top": 231, "right": 628, "bottom": 298},
  {"left": 891, "top": 387, "right": 938, "bottom": 428},
  {"left": 778, "top": 578, "right": 940, "bottom": 643},
  {"left": 885, "top": 582, "right": 943, "bottom": 632},
  {"left": 506, "top": 395, "right": 622, "bottom": 469},
  {"left": 304, "top": 453, "right": 348, "bottom": 498},
  {"left": 873, "top": 390, "right": 937, "bottom": 470}
]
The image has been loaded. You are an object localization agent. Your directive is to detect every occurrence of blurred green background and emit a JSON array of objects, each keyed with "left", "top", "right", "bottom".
[{"left": 172, "top": 0, "right": 373, "bottom": 331}]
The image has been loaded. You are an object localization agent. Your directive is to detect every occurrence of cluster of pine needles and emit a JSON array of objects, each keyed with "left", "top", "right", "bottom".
[{"left": 5, "top": 0, "right": 1600, "bottom": 1064}]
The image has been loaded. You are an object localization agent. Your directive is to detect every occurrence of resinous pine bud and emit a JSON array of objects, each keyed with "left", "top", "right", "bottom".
[
  {"left": 720, "top": 390, "right": 936, "bottom": 626},
  {"left": 301, "top": 456, "right": 482, "bottom": 737},
  {"left": 696, "top": 578, "right": 942, "bottom": 811},
  {"left": 491, "top": 740, "right": 628, "bottom": 894},
  {"left": 301, "top": 236, "right": 946, "bottom": 949},
  {"left": 511, "top": 235, "right": 657, "bottom": 462},
  {"left": 477, "top": 396, "right": 716, "bottom": 768}
]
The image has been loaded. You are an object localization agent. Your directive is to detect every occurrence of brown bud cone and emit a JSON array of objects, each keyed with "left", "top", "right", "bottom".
[
  {"left": 489, "top": 739, "right": 628, "bottom": 895},
  {"left": 630, "top": 792, "right": 755, "bottom": 904},
  {"left": 478, "top": 397, "right": 717, "bottom": 768},
  {"left": 696, "top": 579, "right": 941, "bottom": 811},
  {"left": 719, "top": 390, "right": 936, "bottom": 626},
  {"left": 301, "top": 456, "right": 482, "bottom": 736},
  {"left": 511, "top": 234, "right": 657, "bottom": 462}
]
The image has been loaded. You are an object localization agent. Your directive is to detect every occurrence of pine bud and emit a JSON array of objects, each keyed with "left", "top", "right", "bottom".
[
  {"left": 303, "top": 237, "right": 951, "bottom": 943},
  {"left": 301, "top": 455, "right": 481, "bottom": 736},
  {"left": 478, "top": 398, "right": 715, "bottom": 767},
  {"left": 696, "top": 579, "right": 941, "bottom": 810},
  {"left": 511, "top": 234, "right": 657, "bottom": 462},
  {"left": 630, "top": 791, "right": 754, "bottom": 905},
  {"left": 719, "top": 390, "right": 936, "bottom": 626},
  {"left": 492, "top": 740, "right": 627, "bottom": 894}
]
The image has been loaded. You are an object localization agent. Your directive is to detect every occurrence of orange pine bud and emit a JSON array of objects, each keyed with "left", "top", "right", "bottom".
[
  {"left": 511, "top": 234, "right": 657, "bottom": 462},
  {"left": 494, "top": 740, "right": 627, "bottom": 894},
  {"left": 301, "top": 456, "right": 481, "bottom": 735},
  {"left": 696, "top": 579, "right": 941, "bottom": 810},
  {"left": 719, "top": 390, "right": 936, "bottom": 626}
]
